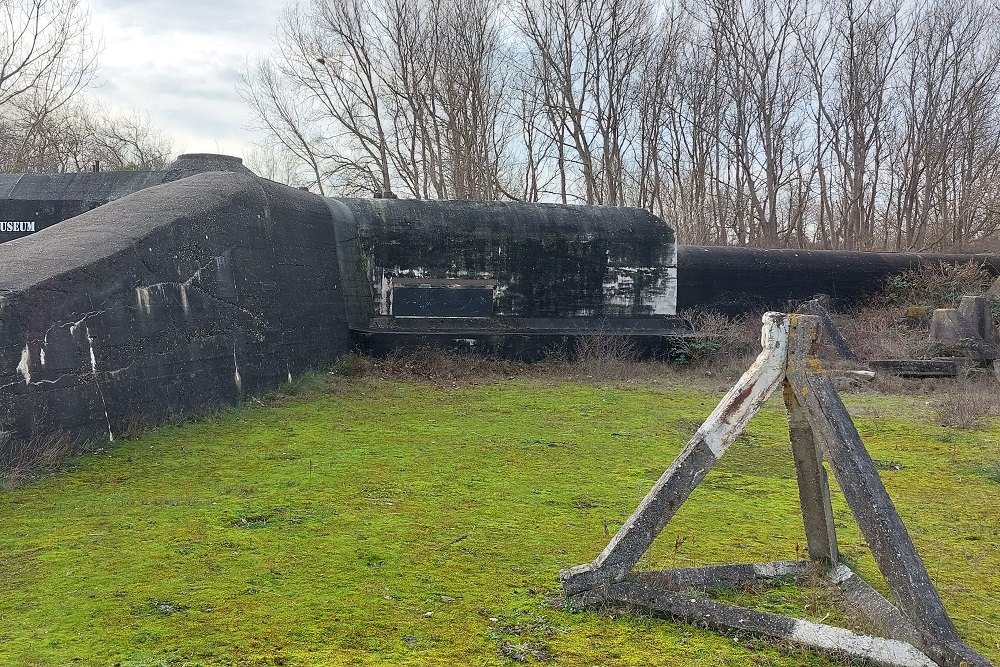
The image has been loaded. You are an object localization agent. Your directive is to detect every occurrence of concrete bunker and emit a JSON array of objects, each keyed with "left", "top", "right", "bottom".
[
  {"left": 0, "top": 156, "right": 684, "bottom": 457},
  {"left": 2, "top": 154, "right": 1000, "bottom": 459},
  {"left": 335, "top": 198, "right": 685, "bottom": 358},
  {"left": 0, "top": 157, "right": 996, "bottom": 667}
]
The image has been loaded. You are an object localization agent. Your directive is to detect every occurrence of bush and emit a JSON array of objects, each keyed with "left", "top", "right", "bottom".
[
  {"left": 879, "top": 261, "right": 994, "bottom": 310},
  {"left": 836, "top": 304, "right": 937, "bottom": 362},
  {"left": 837, "top": 261, "right": 998, "bottom": 362},
  {"left": 574, "top": 333, "right": 639, "bottom": 367},
  {"left": 673, "top": 310, "right": 759, "bottom": 369}
]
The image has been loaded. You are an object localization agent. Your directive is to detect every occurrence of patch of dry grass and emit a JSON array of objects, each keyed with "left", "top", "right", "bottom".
[
  {"left": 932, "top": 377, "right": 1000, "bottom": 429},
  {"left": 0, "top": 428, "right": 79, "bottom": 488},
  {"left": 676, "top": 309, "right": 760, "bottom": 375},
  {"left": 356, "top": 340, "right": 702, "bottom": 388},
  {"left": 370, "top": 347, "right": 527, "bottom": 386},
  {"left": 835, "top": 304, "right": 937, "bottom": 362}
]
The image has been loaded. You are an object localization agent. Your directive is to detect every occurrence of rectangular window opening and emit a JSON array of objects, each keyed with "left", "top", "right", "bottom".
[{"left": 391, "top": 278, "right": 496, "bottom": 318}]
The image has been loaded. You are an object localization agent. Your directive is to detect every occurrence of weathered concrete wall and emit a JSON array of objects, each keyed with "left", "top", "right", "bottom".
[
  {"left": 0, "top": 171, "right": 348, "bottom": 456},
  {"left": 332, "top": 199, "right": 683, "bottom": 360},
  {"left": 10, "top": 159, "right": 1000, "bottom": 459},
  {"left": 0, "top": 154, "right": 254, "bottom": 244},
  {"left": 0, "top": 174, "right": 687, "bottom": 457},
  {"left": 344, "top": 199, "right": 678, "bottom": 319},
  {"left": 677, "top": 246, "right": 1000, "bottom": 315}
]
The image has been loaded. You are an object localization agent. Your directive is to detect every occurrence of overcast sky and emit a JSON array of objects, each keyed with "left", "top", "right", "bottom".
[{"left": 87, "top": 0, "right": 284, "bottom": 160}]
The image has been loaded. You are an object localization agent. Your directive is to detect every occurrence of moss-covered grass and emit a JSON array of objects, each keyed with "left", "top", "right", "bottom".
[{"left": 1, "top": 376, "right": 998, "bottom": 666}]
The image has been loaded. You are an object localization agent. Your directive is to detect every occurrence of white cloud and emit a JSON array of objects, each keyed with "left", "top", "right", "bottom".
[{"left": 86, "top": 0, "right": 284, "bottom": 159}]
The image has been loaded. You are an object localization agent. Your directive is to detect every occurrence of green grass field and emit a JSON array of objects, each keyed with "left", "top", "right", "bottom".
[{"left": 1, "top": 373, "right": 998, "bottom": 666}]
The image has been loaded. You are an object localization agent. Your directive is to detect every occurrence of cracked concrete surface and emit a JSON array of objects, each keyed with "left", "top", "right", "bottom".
[{"left": 0, "top": 170, "right": 350, "bottom": 456}]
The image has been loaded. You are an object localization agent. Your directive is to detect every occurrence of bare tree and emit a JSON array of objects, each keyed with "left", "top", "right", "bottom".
[
  {"left": 0, "top": 0, "right": 97, "bottom": 108},
  {"left": 86, "top": 107, "right": 173, "bottom": 171},
  {"left": 244, "top": 142, "right": 310, "bottom": 186},
  {"left": 242, "top": 0, "right": 519, "bottom": 199},
  {"left": 240, "top": 56, "right": 329, "bottom": 194},
  {"left": 710, "top": 0, "right": 812, "bottom": 246},
  {"left": 0, "top": 101, "right": 173, "bottom": 173},
  {"left": 800, "top": 0, "right": 909, "bottom": 249},
  {"left": 894, "top": 0, "right": 1000, "bottom": 250},
  {"left": 518, "top": 0, "right": 601, "bottom": 204},
  {"left": 244, "top": 0, "right": 1000, "bottom": 252},
  {"left": 0, "top": 0, "right": 99, "bottom": 173}
]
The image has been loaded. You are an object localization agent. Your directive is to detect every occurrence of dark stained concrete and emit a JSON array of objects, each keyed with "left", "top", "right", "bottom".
[
  {"left": 0, "top": 153, "right": 253, "bottom": 244},
  {"left": 0, "top": 170, "right": 348, "bottom": 455},
  {"left": 678, "top": 245, "right": 1000, "bottom": 315}
]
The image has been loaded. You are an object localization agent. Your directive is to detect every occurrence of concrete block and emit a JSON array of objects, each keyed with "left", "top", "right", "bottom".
[{"left": 929, "top": 296, "right": 998, "bottom": 359}]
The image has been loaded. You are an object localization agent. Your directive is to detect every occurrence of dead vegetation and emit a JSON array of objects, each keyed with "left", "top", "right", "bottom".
[
  {"left": 573, "top": 331, "right": 639, "bottom": 374},
  {"left": 834, "top": 262, "right": 997, "bottom": 362},
  {"left": 0, "top": 428, "right": 79, "bottom": 489},
  {"left": 365, "top": 342, "right": 681, "bottom": 387},
  {"left": 932, "top": 378, "right": 1000, "bottom": 429},
  {"left": 676, "top": 310, "right": 760, "bottom": 372},
  {"left": 825, "top": 261, "right": 1000, "bottom": 429},
  {"left": 366, "top": 347, "right": 525, "bottom": 385},
  {"left": 834, "top": 304, "right": 936, "bottom": 362}
]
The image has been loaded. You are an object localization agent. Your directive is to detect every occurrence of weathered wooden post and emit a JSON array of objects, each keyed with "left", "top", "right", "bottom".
[
  {"left": 784, "top": 315, "right": 839, "bottom": 564},
  {"left": 786, "top": 316, "right": 988, "bottom": 667},
  {"left": 561, "top": 312, "right": 993, "bottom": 667}
]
